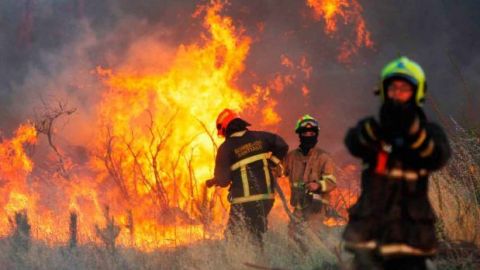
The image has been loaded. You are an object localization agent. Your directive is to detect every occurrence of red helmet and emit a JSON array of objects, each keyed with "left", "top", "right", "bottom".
[{"left": 216, "top": 109, "right": 239, "bottom": 137}]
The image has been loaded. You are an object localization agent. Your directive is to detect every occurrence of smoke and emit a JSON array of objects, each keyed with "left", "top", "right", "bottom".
[
  {"left": 224, "top": 0, "right": 480, "bottom": 162},
  {"left": 0, "top": 0, "right": 479, "bottom": 166}
]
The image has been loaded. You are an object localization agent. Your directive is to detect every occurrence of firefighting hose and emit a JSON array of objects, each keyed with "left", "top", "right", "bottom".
[{"left": 272, "top": 167, "right": 295, "bottom": 222}]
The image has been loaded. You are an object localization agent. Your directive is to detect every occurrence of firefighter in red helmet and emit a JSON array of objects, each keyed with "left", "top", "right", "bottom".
[{"left": 206, "top": 108, "right": 288, "bottom": 247}]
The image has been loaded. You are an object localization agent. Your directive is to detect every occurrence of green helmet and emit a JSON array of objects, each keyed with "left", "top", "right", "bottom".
[
  {"left": 380, "top": 56, "right": 427, "bottom": 106},
  {"left": 295, "top": 114, "right": 319, "bottom": 133}
]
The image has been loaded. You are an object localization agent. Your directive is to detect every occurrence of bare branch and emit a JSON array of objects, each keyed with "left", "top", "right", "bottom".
[
  {"left": 195, "top": 117, "right": 218, "bottom": 154},
  {"left": 34, "top": 98, "right": 77, "bottom": 179}
]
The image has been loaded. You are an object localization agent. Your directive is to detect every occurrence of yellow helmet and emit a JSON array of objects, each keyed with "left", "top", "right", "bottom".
[
  {"left": 295, "top": 114, "right": 319, "bottom": 133},
  {"left": 379, "top": 56, "right": 427, "bottom": 106}
]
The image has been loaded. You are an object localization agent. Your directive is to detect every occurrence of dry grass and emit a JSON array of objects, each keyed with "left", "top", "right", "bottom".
[
  {"left": 1, "top": 122, "right": 479, "bottom": 269},
  {"left": 0, "top": 225, "right": 344, "bottom": 270},
  {"left": 429, "top": 122, "right": 480, "bottom": 269},
  {"left": 429, "top": 123, "right": 480, "bottom": 246}
]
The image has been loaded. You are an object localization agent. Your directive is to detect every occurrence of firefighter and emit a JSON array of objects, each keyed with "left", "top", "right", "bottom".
[
  {"left": 342, "top": 57, "right": 451, "bottom": 270},
  {"left": 283, "top": 114, "right": 337, "bottom": 252},
  {"left": 206, "top": 109, "right": 288, "bottom": 247}
]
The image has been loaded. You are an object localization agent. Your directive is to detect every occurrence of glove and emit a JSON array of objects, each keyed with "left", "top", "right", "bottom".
[
  {"left": 206, "top": 178, "right": 216, "bottom": 188},
  {"left": 307, "top": 181, "right": 321, "bottom": 192}
]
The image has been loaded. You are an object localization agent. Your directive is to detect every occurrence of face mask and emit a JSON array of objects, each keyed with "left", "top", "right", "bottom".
[
  {"left": 299, "top": 134, "right": 318, "bottom": 155},
  {"left": 380, "top": 99, "right": 418, "bottom": 140}
]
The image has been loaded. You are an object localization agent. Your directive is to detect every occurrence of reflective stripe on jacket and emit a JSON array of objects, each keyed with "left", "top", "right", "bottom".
[{"left": 213, "top": 130, "right": 288, "bottom": 204}]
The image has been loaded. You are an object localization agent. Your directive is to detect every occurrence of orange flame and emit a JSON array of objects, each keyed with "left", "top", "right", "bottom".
[
  {"left": 0, "top": 123, "right": 37, "bottom": 176},
  {"left": 88, "top": 1, "right": 276, "bottom": 250},
  {"left": 0, "top": 1, "right": 364, "bottom": 250},
  {"left": 306, "top": 0, "right": 374, "bottom": 62},
  {"left": 0, "top": 123, "right": 37, "bottom": 235}
]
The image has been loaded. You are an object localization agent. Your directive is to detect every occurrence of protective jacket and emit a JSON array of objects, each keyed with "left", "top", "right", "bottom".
[
  {"left": 284, "top": 146, "right": 337, "bottom": 210},
  {"left": 343, "top": 110, "right": 450, "bottom": 257},
  {"left": 213, "top": 130, "right": 288, "bottom": 203}
]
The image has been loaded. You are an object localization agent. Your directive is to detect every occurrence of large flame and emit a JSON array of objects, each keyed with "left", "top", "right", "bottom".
[
  {"left": 0, "top": 1, "right": 260, "bottom": 250},
  {"left": 0, "top": 1, "right": 364, "bottom": 250},
  {"left": 89, "top": 1, "right": 267, "bottom": 249},
  {"left": 0, "top": 123, "right": 37, "bottom": 235}
]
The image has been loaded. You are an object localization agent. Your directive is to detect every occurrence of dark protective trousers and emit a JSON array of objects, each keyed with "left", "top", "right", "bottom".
[{"left": 225, "top": 199, "right": 274, "bottom": 247}]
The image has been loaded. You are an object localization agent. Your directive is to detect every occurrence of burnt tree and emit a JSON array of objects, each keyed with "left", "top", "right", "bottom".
[{"left": 34, "top": 99, "right": 76, "bottom": 180}]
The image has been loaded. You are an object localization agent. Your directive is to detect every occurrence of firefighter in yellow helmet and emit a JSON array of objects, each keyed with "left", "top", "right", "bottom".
[
  {"left": 343, "top": 57, "right": 451, "bottom": 270},
  {"left": 206, "top": 109, "right": 288, "bottom": 247},
  {"left": 283, "top": 114, "right": 337, "bottom": 252}
]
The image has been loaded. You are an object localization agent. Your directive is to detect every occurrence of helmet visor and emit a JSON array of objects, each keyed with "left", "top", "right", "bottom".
[{"left": 299, "top": 120, "right": 318, "bottom": 129}]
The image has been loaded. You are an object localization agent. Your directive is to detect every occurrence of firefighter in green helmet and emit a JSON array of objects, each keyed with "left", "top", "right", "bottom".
[
  {"left": 343, "top": 57, "right": 451, "bottom": 270},
  {"left": 283, "top": 114, "right": 337, "bottom": 252}
]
